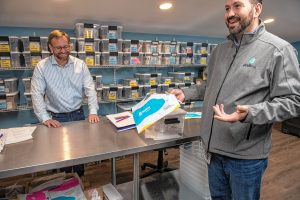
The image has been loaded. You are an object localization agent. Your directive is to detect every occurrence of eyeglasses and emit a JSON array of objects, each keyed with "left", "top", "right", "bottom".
[{"left": 51, "top": 44, "right": 71, "bottom": 51}]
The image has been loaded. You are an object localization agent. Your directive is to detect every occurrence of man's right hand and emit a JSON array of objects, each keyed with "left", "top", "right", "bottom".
[
  {"left": 43, "top": 119, "right": 62, "bottom": 128},
  {"left": 169, "top": 89, "right": 185, "bottom": 102}
]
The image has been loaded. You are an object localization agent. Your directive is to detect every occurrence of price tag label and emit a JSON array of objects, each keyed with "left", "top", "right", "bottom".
[
  {"left": 132, "top": 90, "right": 138, "bottom": 99},
  {"left": 29, "top": 42, "right": 41, "bottom": 52},
  {"left": 0, "top": 57, "right": 11, "bottom": 68},
  {"left": 0, "top": 42, "right": 10, "bottom": 52},
  {"left": 108, "top": 91, "right": 117, "bottom": 100},
  {"left": 86, "top": 57, "right": 94, "bottom": 66}
]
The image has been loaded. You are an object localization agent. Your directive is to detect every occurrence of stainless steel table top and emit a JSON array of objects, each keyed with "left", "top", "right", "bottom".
[{"left": 0, "top": 116, "right": 201, "bottom": 179}]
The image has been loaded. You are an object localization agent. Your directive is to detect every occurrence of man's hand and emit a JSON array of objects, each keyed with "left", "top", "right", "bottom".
[
  {"left": 213, "top": 104, "right": 249, "bottom": 122},
  {"left": 43, "top": 119, "right": 61, "bottom": 128},
  {"left": 88, "top": 114, "right": 100, "bottom": 124},
  {"left": 169, "top": 89, "right": 185, "bottom": 102}
]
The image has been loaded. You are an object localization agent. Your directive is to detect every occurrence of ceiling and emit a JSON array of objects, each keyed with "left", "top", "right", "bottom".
[{"left": 0, "top": 0, "right": 299, "bottom": 42}]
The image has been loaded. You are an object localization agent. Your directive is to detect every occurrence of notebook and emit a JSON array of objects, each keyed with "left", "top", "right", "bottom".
[{"left": 106, "top": 111, "right": 136, "bottom": 132}]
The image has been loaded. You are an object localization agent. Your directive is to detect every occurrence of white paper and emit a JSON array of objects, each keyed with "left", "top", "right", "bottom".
[{"left": 1, "top": 126, "right": 36, "bottom": 145}]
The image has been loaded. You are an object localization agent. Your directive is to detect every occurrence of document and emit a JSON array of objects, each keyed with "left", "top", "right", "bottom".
[
  {"left": 106, "top": 111, "right": 136, "bottom": 132},
  {"left": 0, "top": 126, "right": 36, "bottom": 152}
]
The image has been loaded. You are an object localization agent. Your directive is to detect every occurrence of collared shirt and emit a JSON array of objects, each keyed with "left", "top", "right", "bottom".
[{"left": 31, "top": 55, "right": 98, "bottom": 122}]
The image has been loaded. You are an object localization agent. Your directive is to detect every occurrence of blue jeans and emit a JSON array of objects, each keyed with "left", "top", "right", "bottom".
[
  {"left": 49, "top": 107, "right": 85, "bottom": 122},
  {"left": 208, "top": 154, "right": 268, "bottom": 200},
  {"left": 50, "top": 107, "right": 85, "bottom": 176}
]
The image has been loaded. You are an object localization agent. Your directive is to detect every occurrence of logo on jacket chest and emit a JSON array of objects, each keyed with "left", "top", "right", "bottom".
[{"left": 242, "top": 57, "right": 256, "bottom": 68}]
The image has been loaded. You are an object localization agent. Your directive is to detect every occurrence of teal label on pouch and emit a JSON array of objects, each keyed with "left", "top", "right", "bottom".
[{"left": 133, "top": 98, "right": 165, "bottom": 125}]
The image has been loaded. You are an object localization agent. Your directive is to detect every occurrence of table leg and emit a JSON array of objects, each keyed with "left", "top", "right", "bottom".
[
  {"left": 133, "top": 153, "right": 140, "bottom": 200},
  {"left": 111, "top": 157, "right": 116, "bottom": 186}
]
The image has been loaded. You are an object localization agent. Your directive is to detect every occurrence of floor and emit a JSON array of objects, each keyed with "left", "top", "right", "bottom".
[{"left": 0, "top": 123, "right": 300, "bottom": 200}]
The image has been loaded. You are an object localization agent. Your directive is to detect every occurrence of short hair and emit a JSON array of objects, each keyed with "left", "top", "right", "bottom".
[
  {"left": 48, "top": 30, "right": 70, "bottom": 46},
  {"left": 251, "top": 0, "right": 263, "bottom": 4}
]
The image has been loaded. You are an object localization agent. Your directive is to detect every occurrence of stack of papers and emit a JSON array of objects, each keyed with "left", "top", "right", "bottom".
[
  {"left": 0, "top": 126, "right": 36, "bottom": 152},
  {"left": 106, "top": 111, "right": 136, "bottom": 132}
]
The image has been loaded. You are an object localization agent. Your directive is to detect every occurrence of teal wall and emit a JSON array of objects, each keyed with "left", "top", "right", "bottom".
[
  {"left": 291, "top": 41, "right": 300, "bottom": 62},
  {"left": 0, "top": 26, "right": 224, "bottom": 128}
]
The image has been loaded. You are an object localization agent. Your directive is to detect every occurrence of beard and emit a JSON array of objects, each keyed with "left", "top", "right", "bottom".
[
  {"left": 54, "top": 52, "right": 70, "bottom": 62},
  {"left": 226, "top": 8, "right": 254, "bottom": 35}
]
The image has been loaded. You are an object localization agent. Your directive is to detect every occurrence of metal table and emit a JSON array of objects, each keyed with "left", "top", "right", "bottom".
[{"left": 0, "top": 116, "right": 201, "bottom": 200}]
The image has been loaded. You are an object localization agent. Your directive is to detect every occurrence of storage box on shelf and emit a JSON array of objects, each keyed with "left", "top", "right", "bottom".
[{"left": 0, "top": 36, "right": 20, "bottom": 52}]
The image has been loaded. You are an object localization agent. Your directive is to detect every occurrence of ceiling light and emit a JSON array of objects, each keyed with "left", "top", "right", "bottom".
[
  {"left": 160, "top": 2, "right": 173, "bottom": 10},
  {"left": 264, "top": 18, "right": 275, "bottom": 24}
]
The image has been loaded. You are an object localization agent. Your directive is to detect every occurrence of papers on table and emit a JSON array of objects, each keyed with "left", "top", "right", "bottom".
[
  {"left": 184, "top": 112, "right": 202, "bottom": 119},
  {"left": 0, "top": 126, "right": 36, "bottom": 152},
  {"left": 106, "top": 111, "right": 136, "bottom": 132}
]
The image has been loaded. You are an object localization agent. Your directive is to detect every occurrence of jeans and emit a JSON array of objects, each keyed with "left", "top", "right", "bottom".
[
  {"left": 208, "top": 154, "right": 268, "bottom": 200},
  {"left": 49, "top": 108, "right": 85, "bottom": 123},
  {"left": 50, "top": 107, "right": 85, "bottom": 176}
]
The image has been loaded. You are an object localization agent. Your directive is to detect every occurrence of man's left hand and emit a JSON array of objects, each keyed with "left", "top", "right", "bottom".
[
  {"left": 213, "top": 104, "right": 249, "bottom": 123},
  {"left": 88, "top": 114, "right": 100, "bottom": 123}
]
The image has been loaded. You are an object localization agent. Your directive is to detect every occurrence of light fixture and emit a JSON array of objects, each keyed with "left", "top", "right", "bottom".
[
  {"left": 263, "top": 18, "right": 275, "bottom": 24},
  {"left": 160, "top": 2, "right": 173, "bottom": 10}
]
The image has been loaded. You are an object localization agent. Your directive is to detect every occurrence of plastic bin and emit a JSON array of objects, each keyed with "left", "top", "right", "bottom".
[
  {"left": 150, "top": 41, "right": 161, "bottom": 53},
  {"left": 0, "top": 52, "right": 21, "bottom": 68},
  {"left": 24, "top": 92, "right": 32, "bottom": 107},
  {"left": 150, "top": 53, "right": 162, "bottom": 65},
  {"left": 170, "top": 41, "right": 179, "bottom": 54},
  {"left": 108, "top": 26, "right": 123, "bottom": 39},
  {"left": 123, "top": 78, "right": 138, "bottom": 87},
  {"left": 200, "top": 43, "right": 208, "bottom": 54},
  {"left": 92, "top": 74, "right": 102, "bottom": 88},
  {"left": 145, "top": 108, "right": 186, "bottom": 139},
  {"left": 123, "top": 52, "right": 131, "bottom": 65},
  {"left": 123, "top": 86, "right": 142, "bottom": 99},
  {"left": 158, "top": 84, "right": 169, "bottom": 94},
  {"left": 78, "top": 52, "right": 96, "bottom": 67},
  {"left": 180, "top": 42, "right": 187, "bottom": 53},
  {"left": 168, "top": 72, "right": 195, "bottom": 83},
  {"left": 69, "top": 37, "right": 76, "bottom": 51},
  {"left": 4, "top": 91, "right": 19, "bottom": 110},
  {"left": 102, "top": 85, "right": 123, "bottom": 101},
  {"left": 186, "top": 42, "right": 194, "bottom": 54},
  {"left": 75, "top": 23, "right": 96, "bottom": 39},
  {"left": 161, "top": 77, "right": 173, "bottom": 85},
  {"left": 23, "top": 52, "right": 42, "bottom": 68},
  {"left": 143, "top": 40, "right": 151, "bottom": 53},
  {"left": 130, "top": 40, "right": 143, "bottom": 53},
  {"left": 40, "top": 37, "right": 48, "bottom": 52},
  {"left": 130, "top": 52, "right": 142, "bottom": 65},
  {"left": 179, "top": 142, "right": 211, "bottom": 199},
  {"left": 101, "top": 39, "right": 109, "bottom": 52},
  {"left": 108, "top": 52, "right": 123, "bottom": 65},
  {"left": 161, "top": 53, "right": 170, "bottom": 65},
  {"left": 21, "top": 36, "right": 41, "bottom": 52},
  {"left": 170, "top": 53, "right": 179, "bottom": 65},
  {"left": 96, "top": 87, "right": 103, "bottom": 102},
  {"left": 179, "top": 53, "right": 187, "bottom": 64},
  {"left": 22, "top": 77, "right": 31, "bottom": 93},
  {"left": 0, "top": 36, "right": 19, "bottom": 52},
  {"left": 162, "top": 41, "right": 171, "bottom": 54},
  {"left": 41, "top": 51, "right": 50, "bottom": 59},
  {"left": 122, "top": 40, "right": 131, "bottom": 52},
  {"left": 135, "top": 73, "right": 162, "bottom": 85},
  {"left": 4, "top": 77, "right": 18, "bottom": 93},
  {"left": 186, "top": 53, "right": 193, "bottom": 64},
  {"left": 108, "top": 39, "right": 122, "bottom": 52},
  {"left": 143, "top": 53, "right": 151, "bottom": 65},
  {"left": 100, "top": 25, "right": 108, "bottom": 39}
]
